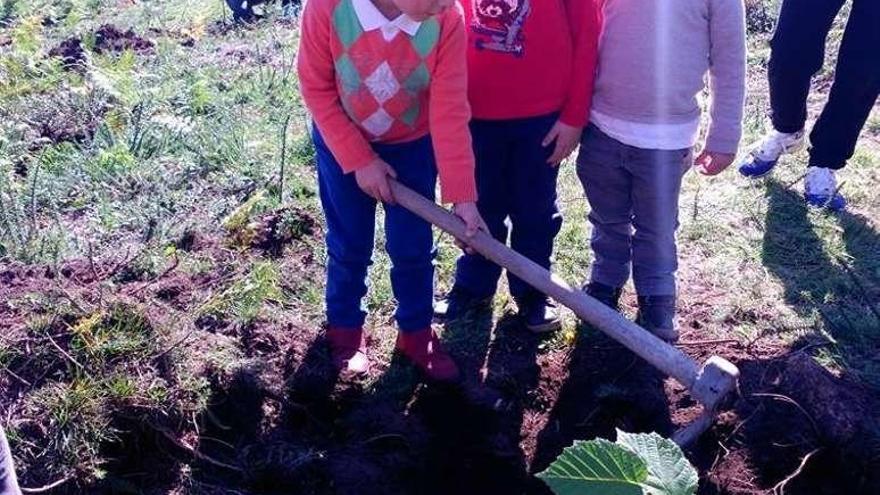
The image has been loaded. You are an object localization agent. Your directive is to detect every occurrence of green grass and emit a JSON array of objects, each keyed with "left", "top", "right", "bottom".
[{"left": 198, "top": 259, "right": 283, "bottom": 326}]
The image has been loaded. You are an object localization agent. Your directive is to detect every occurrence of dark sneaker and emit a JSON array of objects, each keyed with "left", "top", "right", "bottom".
[
  {"left": 396, "top": 328, "right": 460, "bottom": 382},
  {"left": 517, "top": 297, "right": 562, "bottom": 334},
  {"left": 584, "top": 282, "right": 623, "bottom": 311},
  {"left": 636, "top": 295, "right": 679, "bottom": 342},
  {"left": 433, "top": 286, "right": 493, "bottom": 322}
]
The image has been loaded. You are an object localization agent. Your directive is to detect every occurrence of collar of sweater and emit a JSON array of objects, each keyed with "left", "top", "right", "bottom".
[{"left": 352, "top": 0, "right": 422, "bottom": 40}]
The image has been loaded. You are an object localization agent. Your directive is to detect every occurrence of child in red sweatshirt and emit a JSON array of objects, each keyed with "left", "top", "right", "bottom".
[
  {"left": 297, "top": 0, "right": 486, "bottom": 381},
  {"left": 434, "top": 0, "right": 601, "bottom": 333}
]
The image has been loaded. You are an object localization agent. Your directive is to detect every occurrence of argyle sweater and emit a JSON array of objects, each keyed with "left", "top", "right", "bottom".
[{"left": 298, "top": 0, "right": 477, "bottom": 203}]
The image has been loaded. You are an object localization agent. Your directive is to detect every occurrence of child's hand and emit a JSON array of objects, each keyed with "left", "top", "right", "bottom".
[
  {"left": 695, "top": 151, "right": 736, "bottom": 176},
  {"left": 355, "top": 158, "right": 398, "bottom": 203},
  {"left": 543, "top": 120, "right": 583, "bottom": 166},
  {"left": 453, "top": 202, "right": 488, "bottom": 254}
]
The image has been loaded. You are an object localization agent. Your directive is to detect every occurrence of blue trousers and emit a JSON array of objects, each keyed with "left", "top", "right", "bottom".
[
  {"left": 315, "top": 128, "right": 436, "bottom": 333},
  {"left": 453, "top": 114, "right": 562, "bottom": 301}
]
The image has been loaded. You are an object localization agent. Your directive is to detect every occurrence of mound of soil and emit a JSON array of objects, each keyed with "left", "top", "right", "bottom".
[
  {"left": 691, "top": 347, "right": 880, "bottom": 494},
  {"left": 48, "top": 25, "right": 154, "bottom": 72},
  {"left": 48, "top": 37, "right": 87, "bottom": 71},
  {"left": 93, "top": 24, "right": 154, "bottom": 54}
]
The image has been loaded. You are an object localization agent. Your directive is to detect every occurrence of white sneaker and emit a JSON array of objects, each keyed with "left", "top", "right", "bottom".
[
  {"left": 738, "top": 129, "right": 806, "bottom": 177},
  {"left": 804, "top": 166, "right": 847, "bottom": 211}
]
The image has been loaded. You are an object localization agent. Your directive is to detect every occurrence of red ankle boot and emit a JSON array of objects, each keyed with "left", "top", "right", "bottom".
[
  {"left": 326, "top": 326, "right": 369, "bottom": 374},
  {"left": 396, "top": 328, "right": 460, "bottom": 382}
]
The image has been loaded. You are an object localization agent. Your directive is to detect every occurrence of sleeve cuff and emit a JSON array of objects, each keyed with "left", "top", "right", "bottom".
[
  {"left": 560, "top": 105, "right": 589, "bottom": 128},
  {"left": 705, "top": 131, "right": 741, "bottom": 155},
  {"left": 337, "top": 148, "right": 378, "bottom": 174},
  {"left": 439, "top": 173, "right": 477, "bottom": 204}
]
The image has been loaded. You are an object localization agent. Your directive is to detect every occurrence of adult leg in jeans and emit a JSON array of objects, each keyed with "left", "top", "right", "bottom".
[
  {"left": 0, "top": 426, "right": 22, "bottom": 495},
  {"left": 809, "top": 0, "right": 880, "bottom": 170},
  {"left": 768, "top": 0, "right": 846, "bottom": 134}
]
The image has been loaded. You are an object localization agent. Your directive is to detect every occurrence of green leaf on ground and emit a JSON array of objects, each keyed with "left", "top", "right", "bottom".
[
  {"left": 537, "top": 438, "right": 648, "bottom": 495},
  {"left": 539, "top": 432, "right": 699, "bottom": 495}
]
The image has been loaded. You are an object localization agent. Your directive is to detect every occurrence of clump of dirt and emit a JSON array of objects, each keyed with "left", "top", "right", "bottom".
[
  {"left": 92, "top": 24, "right": 154, "bottom": 54},
  {"left": 47, "top": 25, "right": 154, "bottom": 72},
  {"left": 222, "top": 191, "right": 319, "bottom": 256},
  {"left": 779, "top": 353, "right": 879, "bottom": 449},
  {"left": 218, "top": 42, "right": 272, "bottom": 64},
  {"left": 145, "top": 26, "right": 197, "bottom": 47},
  {"left": 48, "top": 37, "right": 87, "bottom": 71},
  {"left": 249, "top": 207, "right": 318, "bottom": 256}
]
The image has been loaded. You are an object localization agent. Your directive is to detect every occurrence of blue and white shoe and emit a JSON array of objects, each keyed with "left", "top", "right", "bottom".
[
  {"left": 804, "top": 166, "right": 847, "bottom": 211},
  {"left": 738, "top": 129, "right": 806, "bottom": 178}
]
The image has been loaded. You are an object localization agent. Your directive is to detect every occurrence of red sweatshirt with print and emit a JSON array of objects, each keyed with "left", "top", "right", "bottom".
[{"left": 464, "top": 0, "right": 602, "bottom": 126}]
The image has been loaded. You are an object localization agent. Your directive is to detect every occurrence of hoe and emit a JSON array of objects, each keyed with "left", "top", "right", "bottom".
[{"left": 390, "top": 180, "right": 739, "bottom": 446}]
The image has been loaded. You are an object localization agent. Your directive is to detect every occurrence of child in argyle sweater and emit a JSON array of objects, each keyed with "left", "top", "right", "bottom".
[
  {"left": 434, "top": 0, "right": 601, "bottom": 333},
  {"left": 298, "top": 0, "right": 486, "bottom": 381}
]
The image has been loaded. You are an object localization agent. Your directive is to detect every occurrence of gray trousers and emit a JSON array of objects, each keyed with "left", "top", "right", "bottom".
[
  {"left": 576, "top": 125, "right": 692, "bottom": 296},
  {"left": 0, "top": 426, "right": 21, "bottom": 495}
]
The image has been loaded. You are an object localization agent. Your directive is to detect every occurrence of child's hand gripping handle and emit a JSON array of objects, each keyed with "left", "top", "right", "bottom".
[{"left": 387, "top": 179, "right": 739, "bottom": 427}]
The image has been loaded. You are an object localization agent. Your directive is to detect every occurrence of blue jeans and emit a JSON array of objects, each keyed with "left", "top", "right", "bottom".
[
  {"left": 0, "top": 426, "right": 21, "bottom": 495},
  {"left": 453, "top": 113, "right": 562, "bottom": 301},
  {"left": 315, "top": 128, "right": 436, "bottom": 333},
  {"left": 576, "top": 124, "right": 692, "bottom": 296},
  {"left": 769, "top": 0, "right": 880, "bottom": 169}
]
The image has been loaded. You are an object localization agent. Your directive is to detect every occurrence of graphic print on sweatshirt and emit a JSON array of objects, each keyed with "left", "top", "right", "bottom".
[{"left": 471, "top": 0, "right": 530, "bottom": 56}]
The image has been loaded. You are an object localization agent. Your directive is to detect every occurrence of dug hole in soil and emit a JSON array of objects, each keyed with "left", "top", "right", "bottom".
[{"left": 1, "top": 221, "right": 878, "bottom": 494}]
